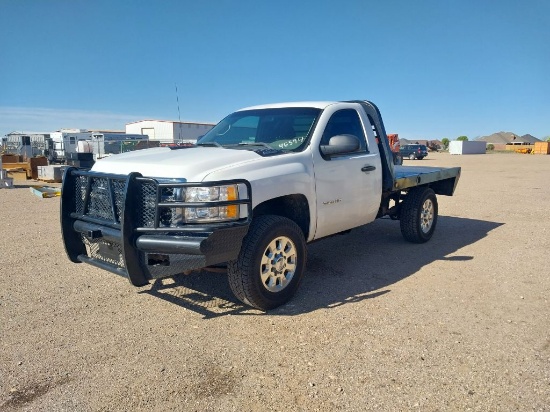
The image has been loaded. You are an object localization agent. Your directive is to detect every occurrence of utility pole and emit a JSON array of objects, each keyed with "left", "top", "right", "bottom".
[{"left": 175, "top": 83, "right": 182, "bottom": 143}]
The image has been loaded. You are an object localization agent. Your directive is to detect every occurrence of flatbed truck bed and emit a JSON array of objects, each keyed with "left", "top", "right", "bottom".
[{"left": 392, "top": 165, "right": 461, "bottom": 193}]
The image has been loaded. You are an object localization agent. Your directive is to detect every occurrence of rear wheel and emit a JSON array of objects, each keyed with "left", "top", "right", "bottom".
[
  {"left": 228, "top": 215, "right": 307, "bottom": 310},
  {"left": 400, "top": 187, "right": 438, "bottom": 243}
]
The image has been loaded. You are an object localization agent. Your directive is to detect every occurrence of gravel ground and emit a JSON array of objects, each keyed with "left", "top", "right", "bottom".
[{"left": 1, "top": 152, "right": 549, "bottom": 411}]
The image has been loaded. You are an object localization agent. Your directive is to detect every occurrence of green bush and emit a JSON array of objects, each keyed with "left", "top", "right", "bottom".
[
  {"left": 441, "top": 138, "right": 450, "bottom": 150},
  {"left": 457, "top": 136, "right": 469, "bottom": 141},
  {"left": 487, "top": 144, "right": 494, "bottom": 151}
]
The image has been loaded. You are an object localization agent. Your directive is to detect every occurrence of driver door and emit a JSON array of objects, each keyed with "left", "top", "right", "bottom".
[{"left": 313, "top": 108, "right": 382, "bottom": 239}]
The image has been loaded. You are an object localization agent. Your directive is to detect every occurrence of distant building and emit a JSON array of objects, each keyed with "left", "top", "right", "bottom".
[
  {"left": 125, "top": 120, "right": 215, "bottom": 143},
  {"left": 475, "top": 132, "right": 541, "bottom": 145}
]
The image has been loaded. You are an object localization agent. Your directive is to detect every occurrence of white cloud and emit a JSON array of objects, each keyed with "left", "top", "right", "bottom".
[{"left": 0, "top": 106, "right": 145, "bottom": 136}]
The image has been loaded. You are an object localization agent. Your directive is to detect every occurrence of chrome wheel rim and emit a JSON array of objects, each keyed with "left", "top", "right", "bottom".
[
  {"left": 420, "top": 198, "right": 434, "bottom": 233},
  {"left": 260, "top": 236, "right": 297, "bottom": 292}
]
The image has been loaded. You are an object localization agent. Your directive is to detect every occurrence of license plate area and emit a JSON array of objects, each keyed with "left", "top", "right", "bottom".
[{"left": 98, "top": 242, "right": 121, "bottom": 262}]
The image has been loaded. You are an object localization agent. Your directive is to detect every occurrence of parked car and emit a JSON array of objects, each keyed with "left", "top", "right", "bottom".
[{"left": 400, "top": 144, "right": 428, "bottom": 160}]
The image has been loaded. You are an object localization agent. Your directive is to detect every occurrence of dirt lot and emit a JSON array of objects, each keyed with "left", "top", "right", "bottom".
[{"left": 1, "top": 152, "right": 549, "bottom": 411}]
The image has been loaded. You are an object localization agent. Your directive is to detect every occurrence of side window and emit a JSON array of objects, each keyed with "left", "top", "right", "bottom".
[{"left": 320, "top": 109, "right": 367, "bottom": 152}]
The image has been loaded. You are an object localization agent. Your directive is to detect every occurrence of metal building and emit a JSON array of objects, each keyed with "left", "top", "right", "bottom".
[{"left": 125, "top": 120, "right": 215, "bottom": 144}]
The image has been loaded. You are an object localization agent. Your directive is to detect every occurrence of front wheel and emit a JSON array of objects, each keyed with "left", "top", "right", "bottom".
[
  {"left": 228, "top": 215, "right": 307, "bottom": 310},
  {"left": 400, "top": 187, "right": 438, "bottom": 243},
  {"left": 408, "top": 153, "right": 416, "bottom": 160}
]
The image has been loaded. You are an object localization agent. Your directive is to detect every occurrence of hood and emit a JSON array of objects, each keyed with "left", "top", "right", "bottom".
[{"left": 91, "top": 146, "right": 266, "bottom": 181}]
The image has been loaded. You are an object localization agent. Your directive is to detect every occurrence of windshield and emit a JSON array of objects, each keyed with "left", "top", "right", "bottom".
[{"left": 197, "top": 108, "right": 321, "bottom": 152}]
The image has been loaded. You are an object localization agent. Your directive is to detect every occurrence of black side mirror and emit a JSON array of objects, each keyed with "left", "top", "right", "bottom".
[{"left": 320, "top": 134, "right": 360, "bottom": 156}]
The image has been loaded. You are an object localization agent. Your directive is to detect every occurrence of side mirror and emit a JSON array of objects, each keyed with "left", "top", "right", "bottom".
[{"left": 320, "top": 134, "right": 360, "bottom": 156}]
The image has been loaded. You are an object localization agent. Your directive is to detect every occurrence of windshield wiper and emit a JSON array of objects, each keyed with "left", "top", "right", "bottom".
[
  {"left": 196, "top": 142, "right": 223, "bottom": 147},
  {"left": 237, "top": 142, "right": 274, "bottom": 149},
  {"left": 224, "top": 142, "right": 287, "bottom": 157},
  {"left": 237, "top": 142, "right": 290, "bottom": 152}
]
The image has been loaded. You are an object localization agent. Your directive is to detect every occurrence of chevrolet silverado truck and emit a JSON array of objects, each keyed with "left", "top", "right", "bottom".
[{"left": 61, "top": 100, "right": 460, "bottom": 310}]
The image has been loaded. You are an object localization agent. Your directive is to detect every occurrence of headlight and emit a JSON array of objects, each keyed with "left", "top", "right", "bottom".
[
  {"left": 186, "top": 186, "right": 236, "bottom": 202},
  {"left": 185, "top": 184, "right": 239, "bottom": 222},
  {"left": 149, "top": 181, "right": 247, "bottom": 228}
]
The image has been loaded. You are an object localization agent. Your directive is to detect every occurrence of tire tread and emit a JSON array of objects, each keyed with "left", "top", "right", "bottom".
[
  {"left": 228, "top": 215, "right": 306, "bottom": 310},
  {"left": 400, "top": 187, "right": 437, "bottom": 243}
]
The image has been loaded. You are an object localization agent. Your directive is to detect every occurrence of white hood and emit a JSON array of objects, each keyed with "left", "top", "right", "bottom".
[{"left": 92, "top": 146, "right": 264, "bottom": 181}]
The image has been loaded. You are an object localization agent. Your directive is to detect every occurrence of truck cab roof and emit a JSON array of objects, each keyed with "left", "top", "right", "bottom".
[{"left": 239, "top": 101, "right": 344, "bottom": 111}]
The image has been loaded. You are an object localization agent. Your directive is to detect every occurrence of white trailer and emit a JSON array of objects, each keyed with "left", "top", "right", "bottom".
[
  {"left": 50, "top": 130, "right": 94, "bottom": 162},
  {"left": 449, "top": 141, "right": 486, "bottom": 155}
]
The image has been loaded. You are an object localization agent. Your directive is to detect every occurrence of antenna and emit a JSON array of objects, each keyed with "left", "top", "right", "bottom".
[
  {"left": 175, "top": 83, "right": 182, "bottom": 142},
  {"left": 175, "top": 83, "right": 181, "bottom": 122}
]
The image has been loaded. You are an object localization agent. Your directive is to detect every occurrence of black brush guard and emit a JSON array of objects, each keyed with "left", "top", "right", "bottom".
[{"left": 61, "top": 167, "right": 252, "bottom": 286}]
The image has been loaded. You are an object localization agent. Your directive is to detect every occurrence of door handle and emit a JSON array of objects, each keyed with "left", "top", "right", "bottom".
[{"left": 361, "top": 165, "right": 376, "bottom": 172}]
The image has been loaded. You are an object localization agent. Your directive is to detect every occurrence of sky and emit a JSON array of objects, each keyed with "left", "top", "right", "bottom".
[{"left": 1, "top": 0, "right": 549, "bottom": 141}]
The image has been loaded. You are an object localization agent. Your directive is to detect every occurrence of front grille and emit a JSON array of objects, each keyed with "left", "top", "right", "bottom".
[
  {"left": 63, "top": 168, "right": 253, "bottom": 285},
  {"left": 69, "top": 173, "right": 167, "bottom": 228},
  {"left": 112, "top": 180, "right": 126, "bottom": 222},
  {"left": 88, "top": 177, "right": 112, "bottom": 220},
  {"left": 67, "top": 170, "right": 251, "bottom": 231},
  {"left": 75, "top": 176, "right": 86, "bottom": 214},
  {"left": 138, "top": 181, "right": 157, "bottom": 227},
  {"left": 73, "top": 175, "right": 127, "bottom": 223}
]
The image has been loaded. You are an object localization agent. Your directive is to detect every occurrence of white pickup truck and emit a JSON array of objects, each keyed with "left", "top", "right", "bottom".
[{"left": 61, "top": 100, "right": 460, "bottom": 310}]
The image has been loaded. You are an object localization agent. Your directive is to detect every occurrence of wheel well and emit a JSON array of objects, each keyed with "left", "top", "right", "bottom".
[{"left": 253, "top": 194, "right": 310, "bottom": 239}]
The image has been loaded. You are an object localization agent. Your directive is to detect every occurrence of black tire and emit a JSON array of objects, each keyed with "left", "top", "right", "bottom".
[
  {"left": 228, "top": 215, "right": 307, "bottom": 310},
  {"left": 400, "top": 187, "right": 438, "bottom": 243},
  {"left": 408, "top": 153, "right": 416, "bottom": 160}
]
